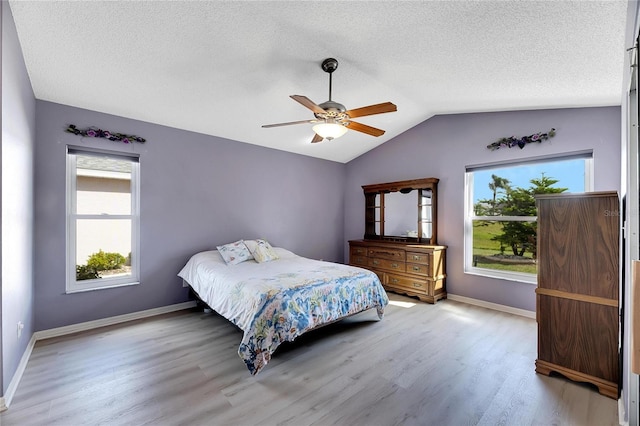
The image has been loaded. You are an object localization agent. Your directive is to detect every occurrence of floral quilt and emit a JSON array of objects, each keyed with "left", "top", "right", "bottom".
[{"left": 178, "top": 247, "right": 389, "bottom": 374}]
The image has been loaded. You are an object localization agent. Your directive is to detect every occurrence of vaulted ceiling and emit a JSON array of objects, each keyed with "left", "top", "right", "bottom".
[{"left": 8, "top": 1, "right": 630, "bottom": 163}]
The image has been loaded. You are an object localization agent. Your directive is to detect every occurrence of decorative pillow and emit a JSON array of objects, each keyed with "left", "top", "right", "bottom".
[
  {"left": 216, "top": 240, "right": 253, "bottom": 265},
  {"left": 245, "top": 239, "right": 279, "bottom": 263},
  {"left": 243, "top": 239, "right": 258, "bottom": 254}
]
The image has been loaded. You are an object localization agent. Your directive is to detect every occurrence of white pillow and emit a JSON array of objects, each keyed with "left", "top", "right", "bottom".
[
  {"left": 216, "top": 240, "right": 253, "bottom": 265},
  {"left": 243, "top": 239, "right": 258, "bottom": 254},
  {"left": 244, "top": 239, "right": 279, "bottom": 263}
]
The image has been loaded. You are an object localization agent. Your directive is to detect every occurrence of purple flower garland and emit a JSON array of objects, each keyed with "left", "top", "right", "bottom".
[
  {"left": 487, "top": 128, "right": 555, "bottom": 151},
  {"left": 66, "top": 124, "right": 146, "bottom": 144}
]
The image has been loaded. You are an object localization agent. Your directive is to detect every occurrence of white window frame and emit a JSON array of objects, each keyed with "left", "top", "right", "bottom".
[
  {"left": 66, "top": 146, "right": 140, "bottom": 293},
  {"left": 464, "top": 152, "right": 593, "bottom": 284}
]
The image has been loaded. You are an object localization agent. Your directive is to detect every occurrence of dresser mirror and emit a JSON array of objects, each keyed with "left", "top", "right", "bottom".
[{"left": 363, "top": 178, "right": 438, "bottom": 245}]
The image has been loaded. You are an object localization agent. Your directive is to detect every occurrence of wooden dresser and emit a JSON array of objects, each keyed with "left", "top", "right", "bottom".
[
  {"left": 535, "top": 192, "right": 620, "bottom": 399},
  {"left": 349, "top": 240, "right": 447, "bottom": 304}
]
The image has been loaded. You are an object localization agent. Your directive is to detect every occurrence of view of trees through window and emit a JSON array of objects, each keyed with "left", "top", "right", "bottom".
[{"left": 469, "top": 157, "right": 589, "bottom": 275}]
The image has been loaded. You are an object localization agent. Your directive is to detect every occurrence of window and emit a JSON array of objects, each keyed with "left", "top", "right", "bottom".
[
  {"left": 464, "top": 153, "right": 593, "bottom": 283},
  {"left": 66, "top": 147, "right": 140, "bottom": 293}
]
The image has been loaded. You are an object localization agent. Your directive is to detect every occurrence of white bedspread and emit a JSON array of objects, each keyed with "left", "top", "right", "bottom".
[{"left": 178, "top": 247, "right": 389, "bottom": 374}]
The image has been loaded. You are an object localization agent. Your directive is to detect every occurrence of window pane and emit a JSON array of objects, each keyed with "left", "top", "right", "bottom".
[
  {"left": 76, "top": 155, "right": 132, "bottom": 215},
  {"left": 76, "top": 219, "right": 131, "bottom": 281},
  {"left": 472, "top": 220, "right": 537, "bottom": 274},
  {"left": 472, "top": 158, "right": 586, "bottom": 217},
  {"left": 466, "top": 155, "right": 591, "bottom": 280}
]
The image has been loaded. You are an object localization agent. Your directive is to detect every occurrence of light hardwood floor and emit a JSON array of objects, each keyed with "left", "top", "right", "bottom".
[{"left": 0, "top": 294, "right": 619, "bottom": 426}]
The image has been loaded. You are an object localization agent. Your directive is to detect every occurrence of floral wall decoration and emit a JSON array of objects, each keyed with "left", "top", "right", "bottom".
[
  {"left": 65, "top": 124, "right": 146, "bottom": 144},
  {"left": 487, "top": 128, "right": 556, "bottom": 151}
]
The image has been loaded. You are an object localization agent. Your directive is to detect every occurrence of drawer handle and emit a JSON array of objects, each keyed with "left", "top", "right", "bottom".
[
  {"left": 392, "top": 263, "right": 399, "bottom": 268},
  {"left": 413, "top": 282, "right": 422, "bottom": 288},
  {"left": 413, "top": 255, "right": 421, "bottom": 261},
  {"left": 372, "top": 260, "right": 379, "bottom": 265},
  {"left": 412, "top": 266, "right": 421, "bottom": 271},
  {"left": 391, "top": 278, "right": 399, "bottom": 284}
]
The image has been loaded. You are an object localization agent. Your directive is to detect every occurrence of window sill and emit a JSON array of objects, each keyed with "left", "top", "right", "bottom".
[
  {"left": 464, "top": 267, "right": 537, "bottom": 285},
  {"left": 66, "top": 280, "right": 140, "bottom": 294}
]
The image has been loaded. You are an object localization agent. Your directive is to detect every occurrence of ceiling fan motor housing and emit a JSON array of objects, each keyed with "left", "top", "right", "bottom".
[{"left": 315, "top": 100, "right": 348, "bottom": 121}]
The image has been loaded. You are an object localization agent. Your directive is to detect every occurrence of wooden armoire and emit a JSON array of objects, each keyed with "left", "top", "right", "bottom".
[{"left": 535, "top": 192, "right": 620, "bottom": 399}]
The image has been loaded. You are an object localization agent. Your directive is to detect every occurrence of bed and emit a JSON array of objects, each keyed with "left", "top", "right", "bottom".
[{"left": 177, "top": 242, "right": 389, "bottom": 375}]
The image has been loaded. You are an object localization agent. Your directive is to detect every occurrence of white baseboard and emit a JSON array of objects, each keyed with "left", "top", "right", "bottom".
[
  {"left": 34, "top": 301, "right": 197, "bottom": 341},
  {"left": 446, "top": 294, "right": 536, "bottom": 319},
  {"left": 2, "top": 334, "right": 37, "bottom": 410},
  {"left": 619, "top": 396, "right": 628, "bottom": 426},
  {"left": 3, "top": 301, "right": 197, "bottom": 409}
]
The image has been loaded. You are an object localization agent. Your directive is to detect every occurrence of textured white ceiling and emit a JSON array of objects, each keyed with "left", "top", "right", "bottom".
[{"left": 8, "top": 0, "right": 630, "bottom": 163}]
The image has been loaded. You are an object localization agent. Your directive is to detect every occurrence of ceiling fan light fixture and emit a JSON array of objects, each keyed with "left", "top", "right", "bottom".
[{"left": 312, "top": 119, "right": 348, "bottom": 141}]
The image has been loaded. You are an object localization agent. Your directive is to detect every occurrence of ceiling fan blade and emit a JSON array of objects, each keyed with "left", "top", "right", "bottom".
[
  {"left": 290, "top": 95, "right": 327, "bottom": 114},
  {"left": 311, "top": 133, "right": 324, "bottom": 143},
  {"left": 262, "top": 119, "right": 318, "bottom": 128},
  {"left": 345, "top": 102, "right": 397, "bottom": 119},
  {"left": 345, "top": 120, "right": 386, "bottom": 137}
]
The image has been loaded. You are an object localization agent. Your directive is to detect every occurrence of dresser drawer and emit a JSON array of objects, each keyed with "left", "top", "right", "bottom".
[
  {"left": 350, "top": 246, "right": 368, "bottom": 257},
  {"left": 406, "top": 263, "right": 430, "bottom": 275},
  {"left": 369, "top": 258, "right": 405, "bottom": 273},
  {"left": 367, "top": 247, "right": 405, "bottom": 261},
  {"left": 350, "top": 255, "right": 368, "bottom": 267},
  {"left": 385, "top": 274, "right": 428, "bottom": 293},
  {"left": 407, "top": 252, "right": 429, "bottom": 264}
]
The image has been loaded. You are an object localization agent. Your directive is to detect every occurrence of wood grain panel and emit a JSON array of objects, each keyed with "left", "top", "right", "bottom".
[
  {"left": 369, "top": 257, "right": 405, "bottom": 273},
  {"left": 350, "top": 246, "right": 367, "bottom": 256},
  {"left": 406, "top": 262, "right": 429, "bottom": 275},
  {"left": 385, "top": 273, "right": 428, "bottom": 293},
  {"left": 537, "top": 294, "right": 618, "bottom": 383},
  {"left": 367, "top": 247, "right": 405, "bottom": 262},
  {"left": 536, "top": 193, "right": 619, "bottom": 300},
  {"left": 350, "top": 255, "right": 368, "bottom": 267},
  {"left": 406, "top": 252, "right": 429, "bottom": 264},
  {"left": 535, "top": 192, "right": 620, "bottom": 399}
]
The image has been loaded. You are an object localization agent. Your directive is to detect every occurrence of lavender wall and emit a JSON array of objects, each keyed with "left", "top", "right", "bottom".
[
  {"left": 34, "top": 101, "right": 346, "bottom": 331},
  {"left": 2, "top": 2, "right": 36, "bottom": 395},
  {"left": 344, "top": 107, "right": 621, "bottom": 312}
]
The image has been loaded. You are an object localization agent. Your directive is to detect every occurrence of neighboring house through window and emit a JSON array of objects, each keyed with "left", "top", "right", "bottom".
[
  {"left": 66, "top": 147, "right": 140, "bottom": 292},
  {"left": 464, "top": 152, "right": 593, "bottom": 284}
]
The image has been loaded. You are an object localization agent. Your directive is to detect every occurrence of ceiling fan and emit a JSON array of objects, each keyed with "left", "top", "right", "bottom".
[{"left": 262, "top": 58, "right": 397, "bottom": 143}]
